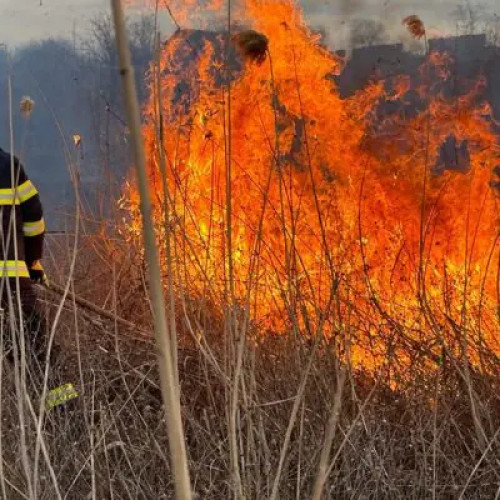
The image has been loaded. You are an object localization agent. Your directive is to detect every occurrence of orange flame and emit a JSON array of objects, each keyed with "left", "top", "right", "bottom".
[{"left": 122, "top": 0, "right": 500, "bottom": 370}]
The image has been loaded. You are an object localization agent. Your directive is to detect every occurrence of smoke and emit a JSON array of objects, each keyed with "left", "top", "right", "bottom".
[
  {"left": 338, "top": 0, "right": 369, "bottom": 16},
  {"left": 304, "top": 0, "right": 499, "bottom": 52},
  {"left": 304, "top": 0, "right": 388, "bottom": 51},
  {"left": 349, "top": 18, "right": 388, "bottom": 48}
]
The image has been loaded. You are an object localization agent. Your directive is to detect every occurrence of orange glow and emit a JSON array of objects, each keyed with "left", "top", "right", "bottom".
[{"left": 121, "top": 0, "right": 500, "bottom": 369}]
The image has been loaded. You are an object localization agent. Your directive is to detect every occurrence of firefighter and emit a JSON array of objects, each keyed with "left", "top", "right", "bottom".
[{"left": 0, "top": 146, "right": 78, "bottom": 410}]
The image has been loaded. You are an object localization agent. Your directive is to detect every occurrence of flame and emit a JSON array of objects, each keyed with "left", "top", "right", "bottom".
[{"left": 121, "top": 0, "right": 500, "bottom": 370}]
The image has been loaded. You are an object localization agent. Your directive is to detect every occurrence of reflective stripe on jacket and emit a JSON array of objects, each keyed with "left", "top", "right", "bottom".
[
  {"left": 0, "top": 260, "right": 30, "bottom": 278},
  {"left": 0, "top": 148, "right": 44, "bottom": 279}
]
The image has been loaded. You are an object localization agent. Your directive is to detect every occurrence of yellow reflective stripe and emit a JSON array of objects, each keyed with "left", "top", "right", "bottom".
[
  {"left": 45, "top": 383, "right": 79, "bottom": 411},
  {"left": 16, "top": 180, "right": 38, "bottom": 203},
  {"left": 23, "top": 218, "right": 45, "bottom": 237},
  {"left": 0, "top": 187, "right": 19, "bottom": 205},
  {"left": 0, "top": 260, "right": 30, "bottom": 278}
]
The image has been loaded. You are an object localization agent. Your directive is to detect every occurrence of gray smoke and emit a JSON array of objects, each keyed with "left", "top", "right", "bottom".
[
  {"left": 350, "top": 19, "right": 388, "bottom": 48},
  {"left": 304, "top": 0, "right": 499, "bottom": 52},
  {"left": 338, "top": 0, "right": 370, "bottom": 17}
]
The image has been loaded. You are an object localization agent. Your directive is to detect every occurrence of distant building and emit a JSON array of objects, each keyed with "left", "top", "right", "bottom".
[{"left": 337, "top": 34, "right": 500, "bottom": 121}]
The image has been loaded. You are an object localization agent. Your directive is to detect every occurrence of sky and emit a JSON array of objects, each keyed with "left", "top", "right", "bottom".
[
  {"left": 0, "top": 0, "right": 498, "bottom": 48},
  {"left": 0, "top": 0, "right": 109, "bottom": 47}
]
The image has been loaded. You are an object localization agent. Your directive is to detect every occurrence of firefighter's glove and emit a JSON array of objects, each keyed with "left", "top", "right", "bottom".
[{"left": 29, "top": 261, "right": 49, "bottom": 287}]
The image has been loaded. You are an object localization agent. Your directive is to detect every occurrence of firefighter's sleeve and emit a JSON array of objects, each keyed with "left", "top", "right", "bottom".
[{"left": 16, "top": 162, "right": 45, "bottom": 267}]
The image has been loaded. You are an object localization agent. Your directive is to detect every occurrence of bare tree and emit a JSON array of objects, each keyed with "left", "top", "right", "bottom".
[
  {"left": 78, "top": 13, "right": 155, "bottom": 217},
  {"left": 453, "top": 0, "right": 487, "bottom": 35},
  {"left": 485, "top": 12, "right": 500, "bottom": 46},
  {"left": 82, "top": 14, "right": 155, "bottom": 105},
  {"left": 350, "top": 19, "right": 388, "bottom": 48}
]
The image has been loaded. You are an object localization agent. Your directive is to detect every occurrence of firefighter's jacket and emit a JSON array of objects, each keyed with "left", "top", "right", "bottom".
[{"left": 0, "top": 148, "right": 44, "bottom": 280}]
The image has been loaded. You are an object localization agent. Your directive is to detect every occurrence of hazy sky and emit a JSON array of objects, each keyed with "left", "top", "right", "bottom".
[
  {"left": 0, "top": 0, "right": 498, "bottom": 47},
  {"left": 0, "top": 0, "right": 109, "bottom": 46}
]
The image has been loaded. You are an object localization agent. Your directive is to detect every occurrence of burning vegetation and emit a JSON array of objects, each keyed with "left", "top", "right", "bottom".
[
  {"left": 121, "top": 0, "right": 500, "bottom": 375},
  {"left": 4, "top": 3, "right": 500, "bottom": 498}
]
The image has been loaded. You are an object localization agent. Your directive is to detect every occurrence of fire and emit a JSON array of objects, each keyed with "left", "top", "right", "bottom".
[{"left": 121, "top": 0, "right": 500, "bottom": 370}]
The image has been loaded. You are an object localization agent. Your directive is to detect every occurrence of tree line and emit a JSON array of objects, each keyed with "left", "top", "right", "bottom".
[{"left": 0, "top": 15, "right": 154, "bottom": 228}]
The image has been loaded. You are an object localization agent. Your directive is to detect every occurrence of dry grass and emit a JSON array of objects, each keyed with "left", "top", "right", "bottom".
[
  {"left": 0, "top": 232, "right": 497, "bottom": 499},
  {"left": 2, "top": 295, "right": 500, "bottom": 498}
]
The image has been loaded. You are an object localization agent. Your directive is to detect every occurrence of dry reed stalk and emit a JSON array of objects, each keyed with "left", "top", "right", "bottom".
[
  {"left": 402, "top": 15, "right": 426, "bottom": 40},
  {"left": 14, "top": 54, "right": 87, "bottom": 498},
  {"left": 311, "top": 365, "right": 347, "bottom": 500},
  {"left": 269, "top": 321, "right": 326, "bottom": 500},
  {"left": 0, "top": 312, "right": 6, "bottom": 500},
  {"left": 223, "top": 2, "right": 245, "bottom": 499},
  {"left": 290, "top": 42, "right": 336, "bottom": 284},
  {"left": 459, "top": 175, "right": 488, "bottom": 452},
  {"left": 6, "top": 60, "right": 35, "bottom": 499},
  {"left": 403, "top": 12, "right": 488, "bottom": 454},
  {"left": 267, "top": 44, "right": 294, "bottom": 315},
  {"left": 0, "top": 49, "right": 16, "bottom": 500},
  {"left": 89, "top": 373, "right": 97, "bottom": 500},
  {"left": 405, "top": 14, "right": 432, "bottom": 328},
  {"left": 109, "top": 1, "right": 192, "bottom": 499},
  {"left": 20, "top": 96, "right": 35, "bottom": 119},
  {"left": 154, "top": 32, "right": 179, "bottom": 390},
  {"left": 33, "top": 124, "right": 82, "bottom": 498},
  {"left": 432, "top": 373, "right": 440, "bottom": 500},
  {"left": 324, "top": 377, "right": 380, "bottom": 479},
  {"left": 459, "top": 424, "right": 500, "bottom": 498}
]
